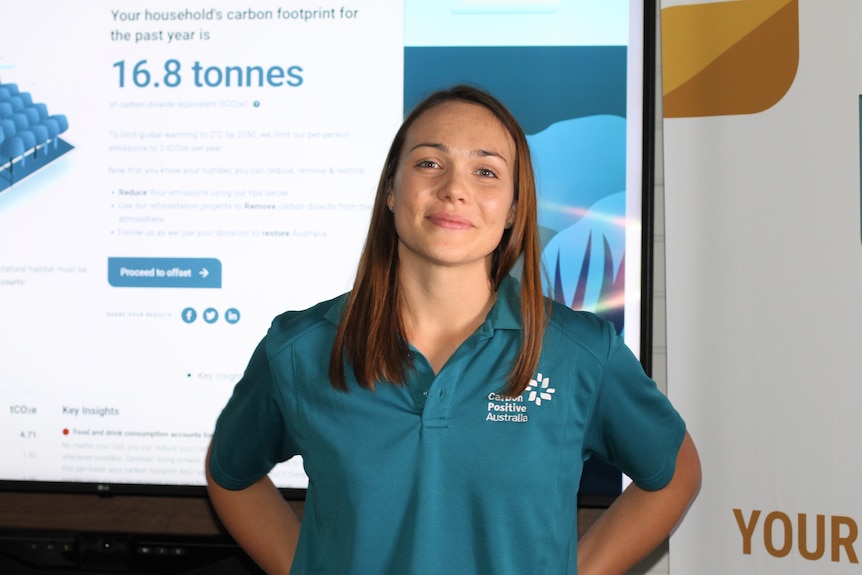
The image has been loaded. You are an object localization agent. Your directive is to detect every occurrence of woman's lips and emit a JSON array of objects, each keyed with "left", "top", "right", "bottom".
[{"left": 427, "top": 213, "right": 472, "bottom": 229}]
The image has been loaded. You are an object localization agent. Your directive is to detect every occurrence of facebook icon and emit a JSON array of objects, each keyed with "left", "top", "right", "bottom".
[{"left": 182, "top": 307, "right": 197, "bottom": 324}]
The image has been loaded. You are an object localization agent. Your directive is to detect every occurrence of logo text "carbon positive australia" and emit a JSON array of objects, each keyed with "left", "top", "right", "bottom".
[{"left": 486, "top": 393, "right": 528, "bottom": 422}]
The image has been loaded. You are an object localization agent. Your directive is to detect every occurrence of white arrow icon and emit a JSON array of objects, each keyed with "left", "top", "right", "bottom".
[{"left": 199, "top": 268, "right": 209, "bottom": 278}]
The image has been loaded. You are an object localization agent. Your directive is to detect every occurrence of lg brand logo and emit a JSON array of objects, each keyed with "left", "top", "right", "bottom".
[{"left": 734, "top": 508, "right": 859, "bottom": 564}]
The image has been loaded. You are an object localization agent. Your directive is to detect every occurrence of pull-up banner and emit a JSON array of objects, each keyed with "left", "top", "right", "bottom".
[{"left": 661, "top": 1, "right": 862, "bottom": 573}]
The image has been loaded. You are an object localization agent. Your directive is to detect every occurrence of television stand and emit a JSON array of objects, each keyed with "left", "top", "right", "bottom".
[{"left": 0, "top": 529, "right": 263, "bottom": 575}]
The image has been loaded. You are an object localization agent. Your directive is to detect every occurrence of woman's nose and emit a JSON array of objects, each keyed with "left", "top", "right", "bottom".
[{"left": 436, "top": 169, "right": 467, "bottom": 203}]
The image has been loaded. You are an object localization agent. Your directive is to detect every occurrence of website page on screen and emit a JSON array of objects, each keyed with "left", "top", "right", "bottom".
[{"left": 0, "top": 0, "right": 642, "bottom": 490}]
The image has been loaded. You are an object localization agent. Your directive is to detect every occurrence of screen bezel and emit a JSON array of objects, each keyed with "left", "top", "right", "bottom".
[{"left": 0, "top": 0, "right": 656, "bottom": 507}]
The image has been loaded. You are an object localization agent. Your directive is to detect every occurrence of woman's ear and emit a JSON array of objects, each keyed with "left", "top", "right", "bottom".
[{"left": 506, "top": 202, "right": 517, "bottom": 228}]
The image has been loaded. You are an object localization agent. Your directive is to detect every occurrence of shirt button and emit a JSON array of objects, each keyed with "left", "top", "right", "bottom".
[{"left": 422, "top": 391, "right": 428, "bottom": 396}]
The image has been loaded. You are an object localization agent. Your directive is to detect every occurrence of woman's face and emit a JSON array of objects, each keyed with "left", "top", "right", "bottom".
[{"left": 388, "top": 101, "right": 517, "bottom": 274}]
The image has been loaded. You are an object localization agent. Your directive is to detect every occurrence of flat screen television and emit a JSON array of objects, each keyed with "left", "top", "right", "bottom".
[{"left": 0, "top": 0, "right": 654, "bottom": 507}]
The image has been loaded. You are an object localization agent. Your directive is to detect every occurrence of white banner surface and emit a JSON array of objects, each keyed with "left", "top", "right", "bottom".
[{"left": 662, "top": 1, "right": 862, "bottom": 573}]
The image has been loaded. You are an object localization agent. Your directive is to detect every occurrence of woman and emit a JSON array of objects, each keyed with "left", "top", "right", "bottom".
[{"left": 206, "top": 85, "right": 701, "bottom": 575}]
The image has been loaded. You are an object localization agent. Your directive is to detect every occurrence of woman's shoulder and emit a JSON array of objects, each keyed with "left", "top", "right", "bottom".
[
  {"left": 265, "top": 292, "right": 348, "bottom": 354},
  {"left": 544, "top": 299, "right": 618, "bottom": 364}
]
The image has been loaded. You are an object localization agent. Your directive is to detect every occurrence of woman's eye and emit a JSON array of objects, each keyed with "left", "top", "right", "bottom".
[
  {"left": 476, "top": 168, "right": 497, "bottom": 178},
  {"left": 417, "top": 160, "right": 439, "bottom": 169}
]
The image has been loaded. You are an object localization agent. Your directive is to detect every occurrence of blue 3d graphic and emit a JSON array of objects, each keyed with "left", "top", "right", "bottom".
[{"left": 0, "top": 80, "right": 72, "bottom": 193}]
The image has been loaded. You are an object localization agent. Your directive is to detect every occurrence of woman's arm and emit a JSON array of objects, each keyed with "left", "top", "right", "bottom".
[
  {"left": 205, "top": 443, "right": 301, "bottom": 575},
  {"left": 577, "top": 431, "right": 702, "bottom": 575}
]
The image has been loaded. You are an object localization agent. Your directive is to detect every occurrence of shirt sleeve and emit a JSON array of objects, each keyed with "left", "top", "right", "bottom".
[
  {"left": 582, "top": 333, "right": 686, "bottom": 491},
  {"left": 208, "top": 335, "right": 299, "bottom": 490}
]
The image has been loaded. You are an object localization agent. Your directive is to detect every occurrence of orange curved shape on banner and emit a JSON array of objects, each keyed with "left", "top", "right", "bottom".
[{"left": 662, "top": 0, "right": 799, "bottom": 118}]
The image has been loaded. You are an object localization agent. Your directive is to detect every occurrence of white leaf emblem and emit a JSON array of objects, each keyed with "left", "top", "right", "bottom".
[{"left": 526, "top": 373, "right": 555, "bottom": 406}]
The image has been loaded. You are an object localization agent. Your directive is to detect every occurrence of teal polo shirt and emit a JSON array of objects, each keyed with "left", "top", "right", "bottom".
[{"left": 210, "top": 276, "right": 685, "bottom": 575}]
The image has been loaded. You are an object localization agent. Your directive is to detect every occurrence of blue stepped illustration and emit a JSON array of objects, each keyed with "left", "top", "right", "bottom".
[{"left": 0, "top": 80, "right": 72, "bottom": 193}]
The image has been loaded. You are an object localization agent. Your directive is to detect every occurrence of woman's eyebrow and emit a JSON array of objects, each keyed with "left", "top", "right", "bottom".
[
  {"left": 408, "top": 142, "right": 509, "bottom": 164},
  {"left": 407, "top": 142, "right": 448, "bottom": 154}
]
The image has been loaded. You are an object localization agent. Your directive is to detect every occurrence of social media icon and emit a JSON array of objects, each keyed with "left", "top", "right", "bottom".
[
  {"left": 225, "top": 308, "right": 241, "bottom": 324},
  {"left": 182, "top": 307, "right": 197, "bottom": 323},
  {"left": 203, "top": 308, "right": 219, "bottom": 324}
]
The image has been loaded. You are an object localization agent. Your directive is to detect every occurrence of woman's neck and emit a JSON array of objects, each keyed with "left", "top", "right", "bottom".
[{"left": 397, "top": 260, "right": 497, "bottom": 374}]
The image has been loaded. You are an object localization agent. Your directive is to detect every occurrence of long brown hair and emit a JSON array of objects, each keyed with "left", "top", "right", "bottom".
[{"left": 329, "top": 85, "right": 546, "bottom": 397}]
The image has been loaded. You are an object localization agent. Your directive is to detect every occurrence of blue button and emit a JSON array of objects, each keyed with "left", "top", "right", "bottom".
[
  {"left": 181, "top": 307, "right": 197, "bottom": 323},
  {"left": 108, "top": 258, "right": 222, "bottom": 288}
]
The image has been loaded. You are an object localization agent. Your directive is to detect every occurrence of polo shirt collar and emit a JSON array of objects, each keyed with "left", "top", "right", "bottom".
[
  {"left": 323, "top": 294, "right": 347, "bottom": 326},
  {"left": 487, "top": 274, "right": 523, "bottom": 331}
]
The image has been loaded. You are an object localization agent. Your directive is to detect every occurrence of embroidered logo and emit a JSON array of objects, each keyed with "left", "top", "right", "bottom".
[
  {"left": 525, "top": 373, "right": 555, "bottom": 406},
  {"left": 485, "top": 392, "right": 528, "bottom": 423},
  {"left": 485, "top": 370, "right": 553, "bottom": 423}
]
